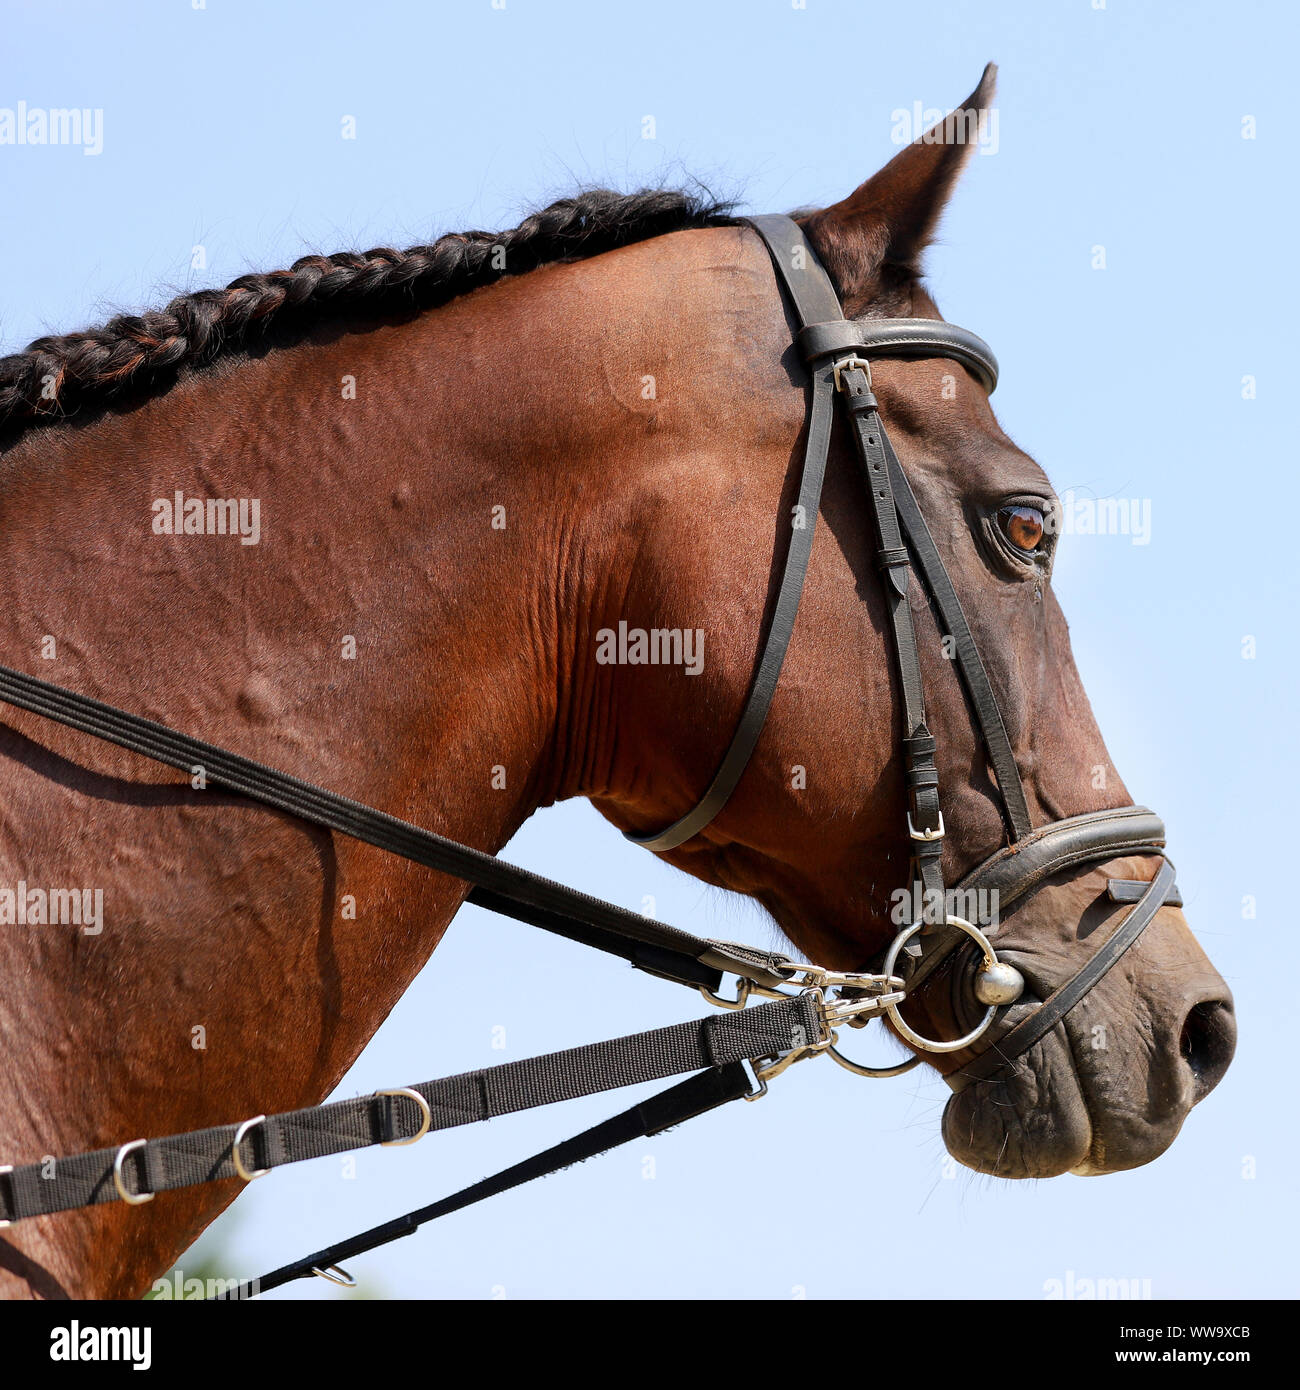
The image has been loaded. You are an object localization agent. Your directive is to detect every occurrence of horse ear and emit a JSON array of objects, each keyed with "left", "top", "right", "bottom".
[{"left": 801, "top": 63, "right": 996, "bottom": 314}]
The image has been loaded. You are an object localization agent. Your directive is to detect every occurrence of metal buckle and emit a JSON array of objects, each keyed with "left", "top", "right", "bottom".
[
  {"left": 231, "top": 1115, "right": 270, "bottom": 1182},
  {"left": 833, "top": 355, "right": 872, "bottom": 393},
  {"left": 0, "top": 1165, "right": 12, "bottom": 1228},
  {"left": 907, "top": 810, "right": 945, "bottom": 842},
  {"left": 112, "top": 1140, "right": 155, "bottom": 1206},
  {"left": 376, "top": 1087, "right": 432, "bottom": 1147}
]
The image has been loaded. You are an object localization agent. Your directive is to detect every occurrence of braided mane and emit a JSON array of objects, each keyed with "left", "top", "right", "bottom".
[{"left": 0, "top": 189, "right": 734, "bottom": 448}]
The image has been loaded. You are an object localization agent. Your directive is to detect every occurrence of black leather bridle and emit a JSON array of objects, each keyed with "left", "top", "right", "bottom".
[
  {"left": 0, "top": 214, "right": 1180, "bottom": 1288},
  {"left": 630, "top": 215, "right": 1180, "bottom": 1090}
]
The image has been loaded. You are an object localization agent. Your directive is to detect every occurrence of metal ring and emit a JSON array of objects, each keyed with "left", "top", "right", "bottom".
[
  {"left": 0, "top": 1164, "right": 12, "bottom": 1229},
  {"left": 112, "top": 1140, "right": 155, "bottom": 1206},
  {"left": 825, "top": 1022, "right": 924, "bottom": 1078},
  {"left": 376, "top": 1087, "right": 431, "bottom": 1147},
  {"left": 311, "top": 1264, "right": 357, "bottom": 1287},
  {"left": 882, "top": 916, "right": 999, "bottom": 1053},
  {"left": 231, "top": 1115, "right": 270, "bottom": 1182}
]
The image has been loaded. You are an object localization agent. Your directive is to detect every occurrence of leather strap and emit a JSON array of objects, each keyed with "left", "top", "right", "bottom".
[
  {"left": 629, "top": 214, "right": 1001, "bottom": 882},
  {"left": 846, "top": 320, "right": 997, "bottom": 394},
  {"left": 0, "top": 663, "right": 796, "bottom": 993},
  {"left": 945, "top": 857, "right": 1176, "bottom": 1092},
  {"left": 959, "top": 804, "right": 1166, "bottom": 907},
  {"left": 625, "top": 361, "right": 837, "bottom": 851},
  {"left": 1109, "top": 877, "right": 1182, "bottom": 908},
  {"left": 745, "top": 213, "right": 848, "bottom": 325},
  {"left": 839, "top": 366, "right": 944, "bottom": 916},
  {"left": 887, "top": 445, "right": 1034, "bottom": 843},
  {"left": 897, "top": 806, "right": 1168, "bottom": 999}
]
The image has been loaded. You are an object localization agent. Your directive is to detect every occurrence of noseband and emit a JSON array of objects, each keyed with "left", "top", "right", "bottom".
[{"left": 628, "top": 216, "right": 1178, "bottom": 1089}]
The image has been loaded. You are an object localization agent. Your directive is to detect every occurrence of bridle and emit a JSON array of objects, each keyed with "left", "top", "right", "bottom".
[
  {"left": 0, "top": 215, "right": 1178, "bottom": 1291},
  {"left": 631, "top": 215, "right": 1180, "bottom": 1089}
]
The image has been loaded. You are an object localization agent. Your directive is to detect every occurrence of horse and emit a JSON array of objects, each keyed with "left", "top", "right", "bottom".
[{"left": 0, "top": 67, "right": 1234, "bottom": 1299}]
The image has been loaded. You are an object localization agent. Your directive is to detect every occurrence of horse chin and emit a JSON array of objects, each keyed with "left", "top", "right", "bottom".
[
  {"left": 939, "top": 1027, "right": 1095, "bottom": 1179},
  {"left": 939, "top": 1022, "right": 1203, "bottom": 1180}
]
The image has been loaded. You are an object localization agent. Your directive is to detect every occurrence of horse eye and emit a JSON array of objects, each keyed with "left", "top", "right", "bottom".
[{"left": 998, "top": 505, "right": 1045, "bottom": 553}]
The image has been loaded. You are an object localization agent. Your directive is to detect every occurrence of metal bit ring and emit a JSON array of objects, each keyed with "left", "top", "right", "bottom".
[{"left": 882, "top": 916, "right": 1000, "bottom": 1053}]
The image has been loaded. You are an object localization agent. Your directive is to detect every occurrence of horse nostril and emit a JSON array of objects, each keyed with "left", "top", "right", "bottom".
[{"left": 1179, "top": 1000, "right": 1236, "bottom": 1099}]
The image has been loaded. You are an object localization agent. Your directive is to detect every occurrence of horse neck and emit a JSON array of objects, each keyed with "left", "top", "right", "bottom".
[{"left": 0, "top": 277, "right": 634, "bottom": 1295}]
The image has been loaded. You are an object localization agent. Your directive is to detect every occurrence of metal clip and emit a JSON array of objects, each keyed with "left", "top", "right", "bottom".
[
  {"left": 819, "top": 987, "right": 906, "bottom": 1029},
  {"left": 375, "top": 1087, "right": 432, "bottom": 1147},
  {"left": 699, "top": 976, "right": 751, "bottom": 1011}
]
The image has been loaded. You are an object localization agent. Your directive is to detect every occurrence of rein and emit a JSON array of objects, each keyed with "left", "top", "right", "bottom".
[{"left": 0, "top": 216, "right": 1179, "bottom": 1294}]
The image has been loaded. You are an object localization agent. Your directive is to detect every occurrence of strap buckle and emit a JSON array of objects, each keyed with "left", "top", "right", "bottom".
[
  {"left": 832, "top": 355, "right": 872, "bottom": 393},
  {"left": 907, "top": 810, "right": 945, "bottom": 842}
]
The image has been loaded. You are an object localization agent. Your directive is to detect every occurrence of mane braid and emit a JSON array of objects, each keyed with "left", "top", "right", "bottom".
[{"left": 0, "top": 188, "right": 734, "bottom": 448}]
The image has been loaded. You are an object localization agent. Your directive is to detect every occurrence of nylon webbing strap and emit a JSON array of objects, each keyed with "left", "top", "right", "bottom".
[
  {"left": 0, "top": 663, "right": 795, "bottom": 994},
  {"left": 0, "top": 996, "right": 816, "bottom": 1223},
  {"left": 216, "top": 1062, "right": 753, "bottom": 1299}
]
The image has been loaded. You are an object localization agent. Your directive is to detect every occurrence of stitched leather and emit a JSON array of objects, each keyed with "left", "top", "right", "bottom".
[
  {"left": 849, "top": 322, "right": 998, "bottom": 393},
  {"left": 887, "top": 446, "right": 1034, "bottom": 843},
  {"left": 891, "top": 806, "right": 1168, "bottom": 999},
  {"left": 946, "top": 858, "right": 1176, "bottom": 1091},
  {"left": 1109, "top": 877, "right": 1182, "bottom": 908},
  {"left": 629, "top": 216, "right": 1002, "bottom": 884},
  {"left": 958, "top": 805, "right": 1166, "bottom": 906}
]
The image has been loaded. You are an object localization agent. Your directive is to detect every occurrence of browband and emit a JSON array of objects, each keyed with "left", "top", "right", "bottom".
[{"left": 797, "top": 318, "right": 998, "bottom": 394}]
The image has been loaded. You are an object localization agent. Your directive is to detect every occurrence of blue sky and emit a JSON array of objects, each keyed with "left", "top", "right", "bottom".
[{"left": 2, "top": 0, "right": 1294, "bottom": 1298}]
